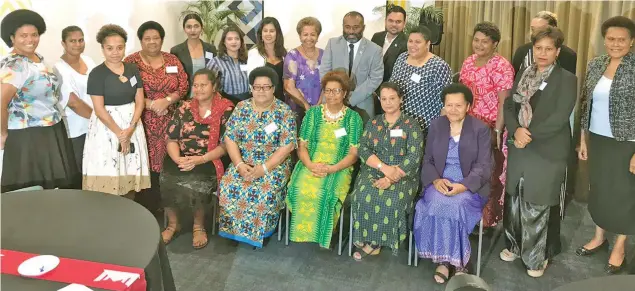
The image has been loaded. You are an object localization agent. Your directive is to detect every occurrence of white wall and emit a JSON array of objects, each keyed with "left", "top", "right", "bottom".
[{"left": 28, "top": 0, "right": 408, "bottom": 67}]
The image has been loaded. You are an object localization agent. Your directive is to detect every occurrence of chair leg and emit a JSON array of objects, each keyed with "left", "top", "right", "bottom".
[
  {"left": 278, "top": 208, "right": 283, "bottom": 242},
  {"left": 348, "top": 204, "right": 353, "bottom": 257},
  {"left": 211, "top": 194, "right": 218, "bottom": 235},
  {"left": 477, "top": 217, "right": 484, "bottom": 277},
  {"left": 163, "top": 208, "right": 168, "bottom": 229},
  {"left": 338, "top": 206, "right": 344, "bottom": 256},
  {"left": 408, "top": 230, "right": 413, "bottom": 266},
  {"left": 285, "top": 206, "right": 290, "bottom": 246},
  {"left": 414, "top": 242, "right": 419, "bottom": 267}
]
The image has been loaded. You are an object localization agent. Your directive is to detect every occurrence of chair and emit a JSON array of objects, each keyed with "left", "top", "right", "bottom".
[
  {"left": 5, "top": 185, "right": 44, "bottom": 193},
  {"left": 411, "top": 217, "right": 485, "bottom": 277}
]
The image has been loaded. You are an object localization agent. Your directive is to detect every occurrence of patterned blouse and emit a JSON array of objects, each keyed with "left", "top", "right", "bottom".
[
  {"left": 206, "top": 55, "right": 249, "bottom": 96},
  {"left": 459, "top": 54, "right": 515, "bottom": 127},
  {"left": 0, "top": 53, "right": 61, "bottom": 129},
  {"left": 124, "top": 51, "right": 189, "bottom": 172},
  {"left": 389, "top": 52, "right": 452, "bottom": 130},
  {"left": 283, "top": 48, "right": 324, "bottom": 107}
]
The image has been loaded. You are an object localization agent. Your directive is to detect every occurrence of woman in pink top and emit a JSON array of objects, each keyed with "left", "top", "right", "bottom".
[{"left": 459, "top": 22, "right": 514, "bottom": 228}]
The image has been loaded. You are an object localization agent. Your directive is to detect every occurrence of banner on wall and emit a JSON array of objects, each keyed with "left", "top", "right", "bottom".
[
  {"left": 0, "top": 0, "right": 32, "bottom": 56},
  {"left": 218, "top": 0, "right": 263, "bottom": 50}
]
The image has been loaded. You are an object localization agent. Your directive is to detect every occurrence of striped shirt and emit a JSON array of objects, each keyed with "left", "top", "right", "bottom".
[{"left": 206, "top": 55, "right": 249, "bottom": 96}]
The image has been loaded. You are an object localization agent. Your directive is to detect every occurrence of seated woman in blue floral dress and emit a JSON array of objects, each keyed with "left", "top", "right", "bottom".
[{"left": 413, "top": 83, "right": 492, "bottom": 284}]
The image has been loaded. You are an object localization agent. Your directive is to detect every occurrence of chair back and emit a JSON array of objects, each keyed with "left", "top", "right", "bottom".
[{"left": 6, "top": 185, "right": 44, "bottom": 193}]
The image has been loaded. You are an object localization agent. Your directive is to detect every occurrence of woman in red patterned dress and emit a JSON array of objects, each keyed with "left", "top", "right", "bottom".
[
  {"left": 459, "top": 22, "right": 515, "bottom": 228},
  {"left": 124, "top": 21, "right": 189, "bottom": 213}
]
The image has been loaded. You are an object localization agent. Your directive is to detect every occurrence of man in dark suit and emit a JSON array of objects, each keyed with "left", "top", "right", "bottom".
[
  {"left": 511, "top": 11, "right": 577, "bottom": 77},
  {"left": 371, "top": 5, "right": 408, "bottom": 115}
]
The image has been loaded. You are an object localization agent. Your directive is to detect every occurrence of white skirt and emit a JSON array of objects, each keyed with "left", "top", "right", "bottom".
[{"left": 82, "top": 102, "right": 151, "bottom": 195}]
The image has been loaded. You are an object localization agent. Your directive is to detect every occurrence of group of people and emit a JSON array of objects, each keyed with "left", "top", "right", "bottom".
[{"left": 1, "top": 6, "right": 634, "bottom": 285}]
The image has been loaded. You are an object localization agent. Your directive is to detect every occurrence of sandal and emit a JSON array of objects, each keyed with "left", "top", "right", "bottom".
[
  {"left": 161, "top": 225, "right": 181, "bottom": 245},
  {"left": 433, "top": 264, "right": 453, "bottom": 284},
  {"left": 192, "top": 227, "right": 209, "bottom": 249},
  {"left": 353, "top": 245, "right": 380, "bottom": 261}
]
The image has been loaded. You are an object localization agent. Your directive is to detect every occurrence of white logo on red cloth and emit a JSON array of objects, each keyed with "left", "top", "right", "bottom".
[{"left": 94, "top": 269, "right": 140, "bottom": 287}]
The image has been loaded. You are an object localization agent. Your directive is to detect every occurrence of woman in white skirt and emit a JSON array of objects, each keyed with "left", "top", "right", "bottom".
[{"left": 84, "top": 24, "right": 150, "bottom": 197}]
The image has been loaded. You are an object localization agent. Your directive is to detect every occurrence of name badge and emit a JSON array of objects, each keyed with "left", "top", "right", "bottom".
[
  {"left": 166, "top": 66, "right": 178, "bottom": 73},
  {"left": 539, "top": 82, "right": 547, "bottom": 90},
  {"left": 264, "top": 122, "right": 278, "bottom": 134},
  {"left": 205, "top": 51, "right": 214, "bottom": 59},
  {"left": 130, "top": 76, "right": 137, "bottom": 87},
  {"left": 334, "top": 128, "right": 347, "bottom": 138},
  {"left": 239, "top": 64, "right": 249, "bottom": 72},
  {"left": 390, "top": 129, "right": 403, "bottom": 137},
  {"left": 410, "top": 73, "right": 421, "bottom": 83}
]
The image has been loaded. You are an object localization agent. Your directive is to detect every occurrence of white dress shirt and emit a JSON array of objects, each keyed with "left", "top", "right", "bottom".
[{"left": 53, "top": 54, "right": 96, "bottom": 138}]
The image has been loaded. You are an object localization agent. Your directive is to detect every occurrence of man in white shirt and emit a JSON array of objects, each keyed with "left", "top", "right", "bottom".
[{"left": 320, "top": 11, "right": 384, "bottom": 122}]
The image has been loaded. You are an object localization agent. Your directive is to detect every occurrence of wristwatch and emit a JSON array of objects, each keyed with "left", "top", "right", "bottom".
[
  {"left": 377, "top": 162, "right": 383, "bottom": 170},
  {"left": 166, "top": 96, "right": 173, "bottom": 103}
]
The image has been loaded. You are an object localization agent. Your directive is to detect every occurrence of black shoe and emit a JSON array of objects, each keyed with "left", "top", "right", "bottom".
[
  {"left": 605, "top": 262, "right": 626, "bottom": 274},
  {"left": 575, "top": 240, "right": 608, "bottom": 256}
]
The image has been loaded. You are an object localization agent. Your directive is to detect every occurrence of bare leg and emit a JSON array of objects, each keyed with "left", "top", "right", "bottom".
[
  {"left": 161, "top": 207, "right": 180, "bottom": 244},
  {"left": 192, "top": 208, "right": 208, "bottom": 248},
  {"left": 609, "top": 235, "right": 627, "bottom": 266},
  {"left": 583, "top": 226, "right": 606, "bottom": 249}
]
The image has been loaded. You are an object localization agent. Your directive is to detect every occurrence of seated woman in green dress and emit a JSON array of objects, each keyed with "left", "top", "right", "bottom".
[
  {"left": 351, "top": 82, "right": 424, "bottom": 260},
  {"left": 286, "top": 70, "right": 363, "bottom": 249}
]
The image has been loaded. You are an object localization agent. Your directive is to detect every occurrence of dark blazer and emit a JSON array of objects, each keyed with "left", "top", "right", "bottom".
[
  {"left": 170, "top": 39, "right": 217, "bottom": 84},
  {"left": 511, "top": 42, "right": 577, "bottom": 77},
  {"left": 371, "top": 31, "right": 408, "bottom": 82},
  {"left": 504, "top": 64, "right": 577, "bottom": 205},
  {"left": 421, "top": 115, "right": 493, "bottom": 200}
]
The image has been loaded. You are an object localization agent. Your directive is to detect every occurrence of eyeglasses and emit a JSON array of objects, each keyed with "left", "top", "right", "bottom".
[
  {"left": 323, "top": 88, "right": 344, "bottom": 95},
  {"left": 251, "top": 85, "right": 273, "bottom": 92}
]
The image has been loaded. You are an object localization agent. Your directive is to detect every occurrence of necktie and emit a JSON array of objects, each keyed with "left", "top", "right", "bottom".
[{"left": 348, "top": 43, "right": 354, "bottom": 76}]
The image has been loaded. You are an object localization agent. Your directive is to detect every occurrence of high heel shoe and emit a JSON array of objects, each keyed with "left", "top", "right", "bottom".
[{"left": 575, "top": 239, "right": 608, "bottom": 256}]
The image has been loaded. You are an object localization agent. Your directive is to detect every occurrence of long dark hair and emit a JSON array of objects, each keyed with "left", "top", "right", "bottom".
[
  {"left": 217, "top": 25, "right": 248, "bottom": 63},
  {"left": 256, "top": 17, "right": 286, "bottom": 59}
]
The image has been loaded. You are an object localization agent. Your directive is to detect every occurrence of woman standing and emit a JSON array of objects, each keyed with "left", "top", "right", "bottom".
[
  {"left": 389, "top": 26, "right": 452, "bottom": 131},
  {"left": 83, "top": 24, "right": 150, "bottom": 197},
  {"left": 124, "top": 21, "right": 188, "bottom": 213},
  {"left": 351, "top": 82, "right": 423, "bottom": 259},
  {"left": 283, "top": 17, "right": 324, "bottom": 114},
  {"left": 500, "top": 26, "right": 577, "bottom": 278},
  {"left": 161, "top": 69, "right": 234, "bottom": 249},
  {"left": 576, "top": 16, "right": 635, "bottom": 274},
  {"left": 206, "top": 26, "right": 249, "bottom": 104},
  {"left": 170, "top": 13, "right": 217, "bottom": 98},
  {"left": 459, "top": 22, "right": 515, "bottom": 228},
  {"left": 414, "top": 83, "right": 492, "bottom": 284},
  {"left": 0, "top": 9, "right": 79, "bottom": 192},
  {"left": 218, "top": 66, "right": 295, "bottom": 248},
  {"left": 286, "top": 70, "right": 363, "bottom": 249},
  {"left": 246, "top": 17, "right": 286, "bottom": 101}
]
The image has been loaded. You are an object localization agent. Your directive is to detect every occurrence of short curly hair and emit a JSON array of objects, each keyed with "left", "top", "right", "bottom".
[
  {"left": 96, "top": 24, "right": 127, "bottom": 45},
  {"left": 321, "top": 70, "right": 352, "bottom": 102},
  {"left": 137, "top": 21, "right": 165, "bottom": 41},
  {"left": 296, "top": 17, "right": 322, "bottom": 36},
  {"left": 601, "top": 16, "right": 635, "bottom": 39},
  {"left": 0, "top": 9, "right": 46, "bottom": 47},
  {"left": 378, "top": 82, "right": 404, "bottom": 100},
  {"left": 473, "top": 22, "right": 501, "bottom": 43},
  {"left": 249, "top": 66, "right": 279, "bottom": 88},
  {"left": 531, "top": 26, "right": 565, "bottom": 49}
]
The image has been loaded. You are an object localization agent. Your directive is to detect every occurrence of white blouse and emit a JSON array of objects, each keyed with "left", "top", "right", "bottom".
[{"left": 53, "top": 54, "right": 96, "bottom": 138}]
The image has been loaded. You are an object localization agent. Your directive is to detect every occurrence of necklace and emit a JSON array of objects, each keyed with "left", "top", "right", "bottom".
[
  {"left": 107, "top": 62, "right": 127, "bottom": 83},
  {"left": 301, "top": 46, "right": 316, "bottom": 59},
  {"left": 324, "top": 105, "right": 344, "bottom": 120},
  {"left": 252, "top": 98, "right": 275, "bottom": 112}
]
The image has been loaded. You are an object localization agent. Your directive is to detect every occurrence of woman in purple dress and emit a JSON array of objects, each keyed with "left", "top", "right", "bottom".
[
  {"left": 283, "top": 17, "right": 323, "bottom": 124},
  {"left": 413, "top": 83, "right": 492, "bottom": 284}
]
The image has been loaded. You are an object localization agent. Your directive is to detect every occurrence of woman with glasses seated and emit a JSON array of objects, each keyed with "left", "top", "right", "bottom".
[
  {"left": 286, "top": 70, "right": 363, "bottom": 249},
  {"left": 217, "top": 66, "right": 296, "bottom": 248}
]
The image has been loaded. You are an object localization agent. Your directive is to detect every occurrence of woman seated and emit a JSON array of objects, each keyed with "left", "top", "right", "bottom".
[
  {"left": 160, "top": 69, "right": 234, "bottom": 249},
  {"left": 351, "top": 82, "right": 423, "bottom": 260},
  {"left": 413, "top": 83, "right": 492, "bottom": 284},
  {"left": 286, "top": 70, "right": 363, "bottom": 249},
  {"left": 218, "top": 66, "right": 296, "bottom": 248}
]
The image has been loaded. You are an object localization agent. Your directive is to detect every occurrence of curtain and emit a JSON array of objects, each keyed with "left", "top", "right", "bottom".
[{"left": 435, "top": 1, "right": 635, "bottom": 202}]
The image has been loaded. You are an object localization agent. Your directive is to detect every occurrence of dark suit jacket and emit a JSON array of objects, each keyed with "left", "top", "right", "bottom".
[
  {"left": 170, "top": 39, "right": 217, "bottom": 85},
  {"left": 504, "top": 65, "right": 577, "bottom": 205},
  {"left": 421, "top": 115, "right": 493, "bottom": 200},
  {"left": 371, "top": 31, "right": 407, "bottom": 82},
  {"left": 511, "top": 42, "right": 577, "bottom": 77}
]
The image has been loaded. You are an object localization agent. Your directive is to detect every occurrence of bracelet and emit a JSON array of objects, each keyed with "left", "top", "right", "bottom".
[
  {"left": 262, "top": 163, "right": 269, "bottom": 174},
  {"left": 236, "top": 161, "right": 245, "bottom": 168},
  {"left": 494, "top": 129, "right": 502, "bottom": 134},
  {"left": 150, "top": 100, "right": 155, "bottom": 108}
]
